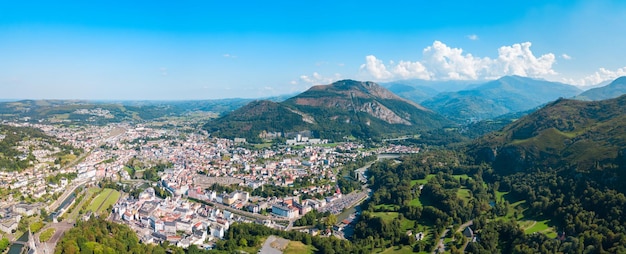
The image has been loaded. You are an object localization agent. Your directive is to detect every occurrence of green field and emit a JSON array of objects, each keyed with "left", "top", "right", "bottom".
[
  {"left": 40, "top": 228, "right": 56, "bottom": 242},
  {"left": 380, "top": 245, "right": 419, "bottom": 254},
  {"left": 87, "top": 188, "right": 121, "bottom": 213},
  {"left": 409, "top": 197, "right": 423, "bottom": 207},
  {"left": 497, "top": 193, "right": 555, "bottom": 238},
  {"left": 284, "top": 241, "right": 317, "bottom": 254},
  {"left": 523, "top": 219, "right": 556, "bottom": 237},
  {"left": 410, "top": 175, "right": 435, "bottom": 186},
  {"left": 67, "top": 187, "right": 100, "bottom": 221},
  {"left": 456, "top": 188, "right": 471, "bottom": 202},
  {"left": 374, "top": 204, "right": 399, "bottom": 211},
  {"left": 372, "top": 212, "right": 400, "bottom": 221}
]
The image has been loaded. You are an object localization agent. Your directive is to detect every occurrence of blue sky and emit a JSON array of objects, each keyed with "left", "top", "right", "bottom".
[{"left": 1, "top": 0, "right": 626, "bottom": 100}]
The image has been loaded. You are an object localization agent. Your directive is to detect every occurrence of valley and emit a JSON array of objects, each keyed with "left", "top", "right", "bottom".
[{"left": 0, "top": 77, "right": 626, "bottom": 254}]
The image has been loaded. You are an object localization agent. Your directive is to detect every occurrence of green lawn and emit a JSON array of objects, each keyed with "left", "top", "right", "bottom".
[
  {"left": 456, "top": 188, "right": 471, "bottom": 202},
  {"left": 40, "top": 228, "right": 56, "bottom": 242},
  {"left": 372, "top": 211, "right": 426, "bottom": 232},
  {"left": 284, "top": 241, "right": 317, "bottom": 254},
  {"left": 380, "top": 245, "right": 421, "bottom": 254},
  {"left": 371, "top": 212, "right": 400, "bottom": 221},
  {"left": 374, "top": 204, "right": 399, "bottom": 211},
  {"left": 67, "top": 187, "right": 99, "bottom": 221},
  {"left": 87, "top": 188, "right": 120, "bottom": 213},
  {"left": 87, "top": 188, "right": 112, "bottom": 212},
  {"left": 98, "top": 190, "right": 121, "bottom": 213},
  {"left": 409, "top": 197, "right": 423, "bottom": 207},
  {"left": 410, "top": 175, "right": 435, "bottom": 186},
  {"left": 523, "top": 219, "right": 556, "bottom": 237},
  {"left": 495, "top": 191, "right": 508, "bottom": 201}
]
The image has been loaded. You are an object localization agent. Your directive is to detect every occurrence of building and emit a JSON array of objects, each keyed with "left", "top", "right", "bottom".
[
  {"left": 0, "top": 218, "right": 19, "bottom": 234},
  {"left": 271, "top": 204, "right": 298, "bottom": 219},
  {"left": 13, "top": 203, "right": 41, "bottom": 217}
]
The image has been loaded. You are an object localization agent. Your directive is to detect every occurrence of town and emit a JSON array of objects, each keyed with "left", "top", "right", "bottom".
[{"left": 0, "top": 115, "right": 419, "bottom": 253}]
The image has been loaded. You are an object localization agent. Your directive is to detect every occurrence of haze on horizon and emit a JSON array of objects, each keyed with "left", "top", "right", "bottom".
[{"left": 2, "top": 0, "right": 626, "bottom": 100}]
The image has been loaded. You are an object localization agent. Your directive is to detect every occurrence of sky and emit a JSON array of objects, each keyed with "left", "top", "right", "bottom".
[{"left": 2, "top": 0, "right": 626, "bottom": 100}]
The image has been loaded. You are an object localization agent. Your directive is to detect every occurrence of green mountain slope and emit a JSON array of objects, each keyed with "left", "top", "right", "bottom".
[
  {"left": 575, "top": 76, "right": 626, "bottom": 100},
  {"left": 471, "top": 95, "right": 626, "bottom": 173},
  {"left": 205, "top": 80, "right": 452, "bottom": 142},
  {"left": 422, "top": 76, "right": 582, "bottom": 122}
]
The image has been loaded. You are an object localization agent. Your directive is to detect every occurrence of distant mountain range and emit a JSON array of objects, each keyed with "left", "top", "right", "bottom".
[
  {"left": 382, "top": 79, "right": 480, "bottom": 103},
  {"left": 420, "top": 76, "right": 582, "bottom": 122},
  {"left": 575, "top": 76, "right": 626, "bottom": 101},
  {"left": 471, "top": 94, "right": 626, "bottom": 173},
  {"left": 0, "top": 93, "right": 298, "bottom": 124},
  {"left": 204, "top": 80, "right": 451, "bottom": 142}
]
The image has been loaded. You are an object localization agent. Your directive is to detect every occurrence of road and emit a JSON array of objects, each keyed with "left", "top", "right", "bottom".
[
  {"left": 457, "top": 220, "right": 474, "bottom": 253},
  {"left": 434, "top": 228, "right": 449, "bottom": 254},
  {"left": 190, "top": 197, "right": 290, "bottom": 223},
  {"left": 433, "top": 220, "right": 474, "bottom": 253},
  {"left": 47, "top": 179, "right": 88, "bottom": 212},
  {"left": 35, "top": 222, "right": 75, "bottom": 254}
]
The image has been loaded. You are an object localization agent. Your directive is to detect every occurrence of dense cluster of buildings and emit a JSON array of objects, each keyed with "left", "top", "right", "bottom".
[
  {"left": 0, "top": 119, "right": 423, "bottom": 249},
  {"left": 0, "top": 203, "right": 42, "bottom": 234},
  {"left": 112, "top": 187, "right": 256, "bottom": 248}
]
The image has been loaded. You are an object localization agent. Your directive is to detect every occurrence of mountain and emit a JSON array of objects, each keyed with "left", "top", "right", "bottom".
[
  {"left": 0, "top": 95, "right": 302, "bottom": 124},
  {"left": 471, "top": 95, "right": 626, "bottom": 173},
  {"left": 204, "top": 80, "right": 452, "bottom": 142},
  {"left": 421, "top": 76, "right": 582, "bottom": 122},
  {"left": 382, "top": 79, "right": 479, "bottom": 103},
  {"left": 384, "top": 83, "right": 439, "bottom": 103},
  {"left": 575, "top": 76, "right": 626, "bottom": 100}
]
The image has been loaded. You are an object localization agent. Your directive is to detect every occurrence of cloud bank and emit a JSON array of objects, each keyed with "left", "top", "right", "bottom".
[
  {"left": 360, "top": 41, "right": 557, "bottom": 81},
  {"left": 565, "top": 67, "right": 626, "bottom": 86}
]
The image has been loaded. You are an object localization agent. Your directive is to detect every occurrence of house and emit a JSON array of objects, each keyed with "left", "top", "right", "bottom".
[
  {"left": 415, "top": 232, "right": 425, "bottom": 241},
  {"left": 83, "top": 211, "right": 93, "bottom": 221},
  {"left": 164, "top": 221, "right": 177, "bottom": 234},
  {"left": 151, "top": 232, "right": 167, "bottom": 244},
  {"left": 192, "top": 228, "right": 207, "bottom": 243},
  {"left": 0, "top": 218, "right": 19, "bottom": 234},
  {"left": 463, "top": 227, "right": 474, "bottom": 238},
  {"left": 210, "top": 224, "right": 225, "bottom": 239},
  {"left": 176, "top": 220, "right": 192, "bottom": 234}
]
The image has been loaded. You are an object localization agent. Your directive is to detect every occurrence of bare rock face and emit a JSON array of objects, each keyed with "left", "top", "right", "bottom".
[{"left": 356, "top": 102, "right": 411, "bottom": 125}]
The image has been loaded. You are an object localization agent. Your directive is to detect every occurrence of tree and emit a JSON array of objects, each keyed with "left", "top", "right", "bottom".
[
  {"left": 239, "top": 238, "right": 248, "bottom": 247},
  {"left": 0, "top": 238, "right": 10, "bottom": 252},
  {"left": 17, "top": 216, "right": 29, "bottom": 232},
  {"left": 326, "top": 214, "right": 337, "bottom": 229}
]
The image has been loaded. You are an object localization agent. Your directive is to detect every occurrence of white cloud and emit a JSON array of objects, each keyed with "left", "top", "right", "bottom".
[
  {"left": 360, "top": 41, "right": 557, "bottom": 81},
  {"left": 223, "top": 53, "right": 237, "bottom": 58},
  {"left": 564, "top": 66, "right": 626, "bottom": 86},
  {"left": 360, "top": 55, "right": 393, "bottom": 79},
  {"left": 561, "top": 53, "right": 572, "bottom": 60},
  {"left": 467, "top": 34, "right": 479, "bottom": 40},
  {"left": 298, "top": 72, "right": 341, "bottom": 86},
  {"left": 496, "top": 42, "right": 556, "bottom": 77},
  {"left": 392, "top": 60, "right": 431, "bottom": 79}
]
